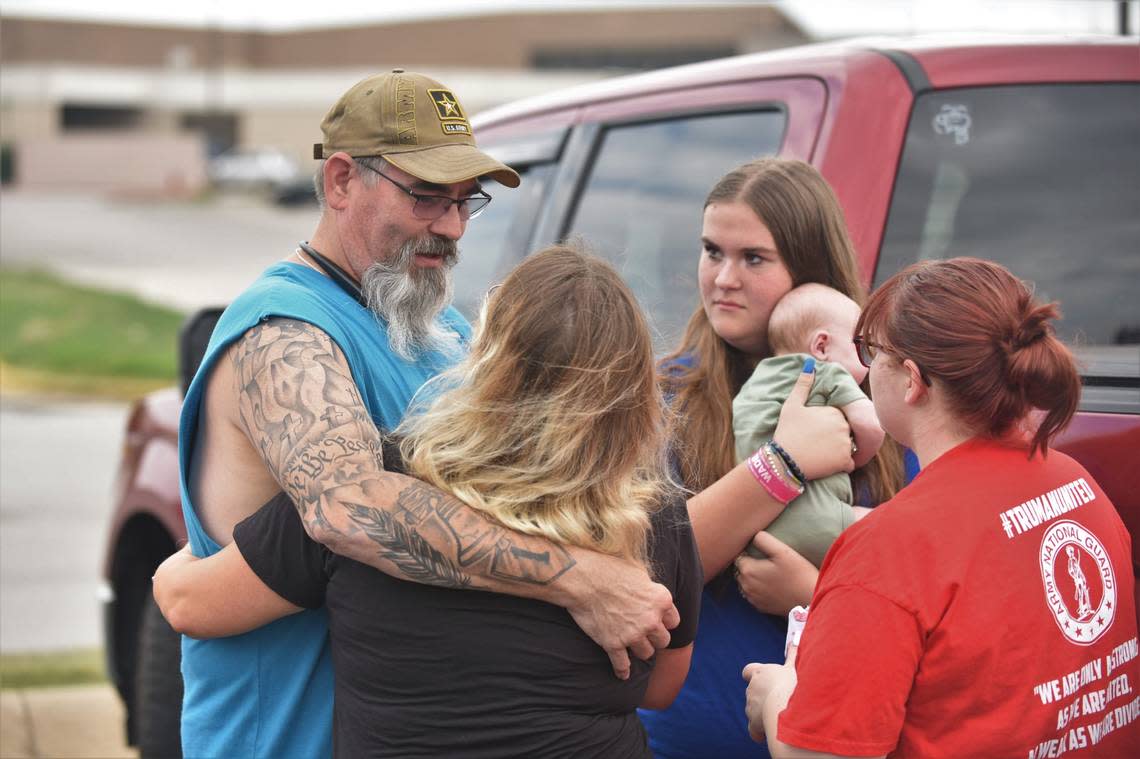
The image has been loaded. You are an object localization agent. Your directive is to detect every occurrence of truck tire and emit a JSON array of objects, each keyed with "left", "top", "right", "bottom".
[{"left": 135, "top": 593, "right": 183, "bottom": 759}]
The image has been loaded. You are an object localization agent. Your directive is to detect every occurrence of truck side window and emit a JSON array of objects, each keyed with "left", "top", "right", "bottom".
[
  {"left": 451, "top": 163, "right": 556, "bottom": 321},
  {"left": 878, "top": 83, "right": 1140, "bottom": 413},
  {"left": 567, "top": 110, "right": 786, "bottom": 349}
]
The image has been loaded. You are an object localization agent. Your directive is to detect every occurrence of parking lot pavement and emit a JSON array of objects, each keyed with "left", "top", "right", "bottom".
[
  {"left": 0, "top": 684, "right": 136, "bottom": 758},
  {"left": 0, "top": 399, "right": 131, "bottom": 654},
  {"left": 0, "top": 189, "right": 314, "bottom": 312}
]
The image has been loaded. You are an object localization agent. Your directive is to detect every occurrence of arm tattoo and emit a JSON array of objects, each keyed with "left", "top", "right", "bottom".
[
  {"left": 341, "top": 502, "right": 472, "bottom": 589},
  {"left": 395, "top": 480, "right": 575, "bottom": 584},
  {"left": 231, "top": 317, "right": 576, "bottom": 591}
]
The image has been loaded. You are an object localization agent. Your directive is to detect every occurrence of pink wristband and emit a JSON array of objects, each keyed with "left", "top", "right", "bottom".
[{"left": 746, "top": 447, "right": 803, "bottom": 505}]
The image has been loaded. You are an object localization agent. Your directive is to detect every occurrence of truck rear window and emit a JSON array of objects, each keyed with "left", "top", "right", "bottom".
[{"left": 877, "top": 83, "right": 1140, "bottom": 413}]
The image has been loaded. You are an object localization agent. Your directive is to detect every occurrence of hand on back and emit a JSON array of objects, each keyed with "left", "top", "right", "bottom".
[{"left": 564, "top": 551, "right": 680, "bottom": 680}]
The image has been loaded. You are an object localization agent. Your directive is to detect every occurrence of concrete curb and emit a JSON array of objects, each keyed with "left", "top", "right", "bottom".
[{"left": 0, "top": 684, "right": 136, "bottom": 759}]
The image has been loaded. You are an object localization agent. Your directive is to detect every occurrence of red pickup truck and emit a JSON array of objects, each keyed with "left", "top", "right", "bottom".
[{"left": 103, "top": 36, "right": 1140, "bottom": 755}]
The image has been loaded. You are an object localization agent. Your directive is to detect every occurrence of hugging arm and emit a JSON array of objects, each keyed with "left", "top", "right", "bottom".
[
  {"left": 641, "top": 645, "right": 693, "bottom": 709},
  {"left": 229, "top": 318, "right": 677, "bottom": 677},
  {"left": 154, "top": 543, "right": 301, "bottom": 639},
  {"left": 155, "top": 491, "right": 338, "bottom": 640}
]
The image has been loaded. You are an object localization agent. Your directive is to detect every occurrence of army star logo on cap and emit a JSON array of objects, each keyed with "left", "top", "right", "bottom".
[
  {"left": 428, "top": 89, "right": 471, "bottom": 136},
  {"left": 429, "top": 89, "right": 465, "bottom": 119}
]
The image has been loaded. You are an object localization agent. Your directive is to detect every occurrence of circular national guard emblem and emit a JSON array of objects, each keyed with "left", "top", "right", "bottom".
[{"left": 1039, "top": 519, "right": 1117, "bottom": 645}]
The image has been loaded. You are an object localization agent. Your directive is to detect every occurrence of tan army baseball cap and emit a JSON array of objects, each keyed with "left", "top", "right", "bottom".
[{"left": 313, "top": 70, "right": 520, "bottom": 188}]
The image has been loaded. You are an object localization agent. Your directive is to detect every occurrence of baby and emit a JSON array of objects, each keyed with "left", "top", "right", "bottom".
[{"left": 733, "top": 283, "right": 884, "bottom": 567}]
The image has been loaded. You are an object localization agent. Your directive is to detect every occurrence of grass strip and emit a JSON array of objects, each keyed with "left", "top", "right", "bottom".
[
  {"left": 0, "top": 362, "right": 173, "bottom": 400},
  {"left": 0, "top": 649, "right": 107, "bottom": 689},
  {"left": 0, "top": 268, "right": 184, "bottom": 397}
]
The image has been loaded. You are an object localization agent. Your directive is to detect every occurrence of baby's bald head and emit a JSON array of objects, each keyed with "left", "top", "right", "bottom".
[{"left": 768, "top": 283, "right": 866, "bottom": 381}]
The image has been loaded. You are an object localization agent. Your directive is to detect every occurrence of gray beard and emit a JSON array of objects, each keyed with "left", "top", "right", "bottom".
[{"left": 361, "top": 235, "right": 460, "bottom": 361}]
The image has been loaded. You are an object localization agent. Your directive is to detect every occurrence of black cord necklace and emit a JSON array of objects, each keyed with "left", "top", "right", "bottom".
[{"left": 297, "top": 242, "right": 365, "bottom": 307}]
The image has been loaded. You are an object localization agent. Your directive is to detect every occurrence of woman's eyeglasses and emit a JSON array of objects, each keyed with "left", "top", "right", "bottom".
[
  {"left": 358, "top": 162, "right": 493, "bottom": 221},
  {"left": 853, "top": 336, "right": 932, "bottom": 386},
  {"left": 852, "top": 336, "right": 882, "bottom": 369}
]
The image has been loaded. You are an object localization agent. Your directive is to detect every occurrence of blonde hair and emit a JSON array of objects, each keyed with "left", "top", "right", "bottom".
[
  {"left": 768, "top": 283, "right": 860, "bottom": 356},
  {"left": 398, "top": 244, "right": 669, "bottom": 565},
  {"left": 663, "top": 158, "right": 903, "bottom": 501}
]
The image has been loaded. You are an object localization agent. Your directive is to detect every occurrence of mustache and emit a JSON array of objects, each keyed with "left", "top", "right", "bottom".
[{"left": 405, "top": 235, "right": 459, "bottom": 268}]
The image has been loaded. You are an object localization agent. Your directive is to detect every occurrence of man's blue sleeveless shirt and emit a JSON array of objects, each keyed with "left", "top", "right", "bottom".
[{"left": 177, "top": 262, "right": 469, "bottom": 758}]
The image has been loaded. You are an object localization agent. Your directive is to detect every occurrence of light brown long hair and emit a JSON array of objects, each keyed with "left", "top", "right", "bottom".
[
  {"left": 857, "top": 258, "right": 1080, "bottom": 458},
  {"left": 398, "top": 244, "right": 669, "bottom": 565},
  {"left": 662, "top": 158, "right": 902, "bottom": 502}
]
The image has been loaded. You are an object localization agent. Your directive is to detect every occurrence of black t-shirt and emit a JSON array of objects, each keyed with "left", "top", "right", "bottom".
[{"left": 234, "top": 480, "right": 701, "bottom": 758}]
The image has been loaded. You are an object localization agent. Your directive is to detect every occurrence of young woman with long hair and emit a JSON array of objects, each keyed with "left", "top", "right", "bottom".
[
  {"left": 666, "top": 158, "right": 899, "bottom": 501},
  {"left": 153, "top": 246, "right": 703, "bottom": 757},
  {"left": 744, "top": 257, "right": 1138, "bottom": 757},
  {"left": 640, "top": 158, "right": 904, "bottom": 759}
]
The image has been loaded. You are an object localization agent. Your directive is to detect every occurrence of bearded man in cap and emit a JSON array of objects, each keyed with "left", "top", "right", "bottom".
[{"left": 172, "top": 71, "right": 679, "bottom": 758}]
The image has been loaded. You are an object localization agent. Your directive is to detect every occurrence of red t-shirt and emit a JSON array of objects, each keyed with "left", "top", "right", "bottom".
[{"left": 780, "top": 438, "right": 1139, "bottom": 758}]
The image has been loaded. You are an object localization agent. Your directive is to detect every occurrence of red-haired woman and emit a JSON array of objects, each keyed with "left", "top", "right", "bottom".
[{"left": 744, "top": 257, "right": 1139, "bottom": 758}]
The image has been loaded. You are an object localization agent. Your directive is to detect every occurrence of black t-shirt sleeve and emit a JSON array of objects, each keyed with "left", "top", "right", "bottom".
[
  {"left": 648, "top": 487, "right": 703, "bottom": 649},
  {"left": 232, "top": 491, "right": 331, "bottom": 609}
]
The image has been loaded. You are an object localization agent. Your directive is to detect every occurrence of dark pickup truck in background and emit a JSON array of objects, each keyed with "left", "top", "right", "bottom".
[{"left": 102, "top": 36, "right": 1140, "bottom": 755}]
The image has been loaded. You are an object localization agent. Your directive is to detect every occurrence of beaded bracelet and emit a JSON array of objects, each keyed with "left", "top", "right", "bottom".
[
  {"left": 768, "top": 440, "right": 806, "bottom": 484},
  {"left": 746, "top": 443, "right": 805, "bottom": 505},
  {"left": 761, "top": 443, "right": 803, "bottom": 489}
]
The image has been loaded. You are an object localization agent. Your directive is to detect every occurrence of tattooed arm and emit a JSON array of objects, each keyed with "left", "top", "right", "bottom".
[{"left": 228, "top": 318, "right": 678, "bottom": 677}]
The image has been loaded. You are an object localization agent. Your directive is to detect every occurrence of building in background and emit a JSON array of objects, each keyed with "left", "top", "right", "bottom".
[{"left": 0, "top": 6, "right": 808, "bottom": 194}]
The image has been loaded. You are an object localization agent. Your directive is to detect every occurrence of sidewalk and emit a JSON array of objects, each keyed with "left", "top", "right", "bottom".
[{"left": 0, "top": 684, "right": 136, "bottom": 759}]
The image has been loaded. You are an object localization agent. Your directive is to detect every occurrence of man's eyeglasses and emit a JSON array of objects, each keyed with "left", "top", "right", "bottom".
[
  {"left": 358, "top": 162, "right": 492, "bottom": 221},
  {"left": 853, "top": 336, "right": 932, "bottom": 386}
]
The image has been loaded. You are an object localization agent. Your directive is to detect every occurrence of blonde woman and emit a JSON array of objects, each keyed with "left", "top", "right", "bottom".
[{"left": 153, "top": 246, "right": 702, "bottom": 758}]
